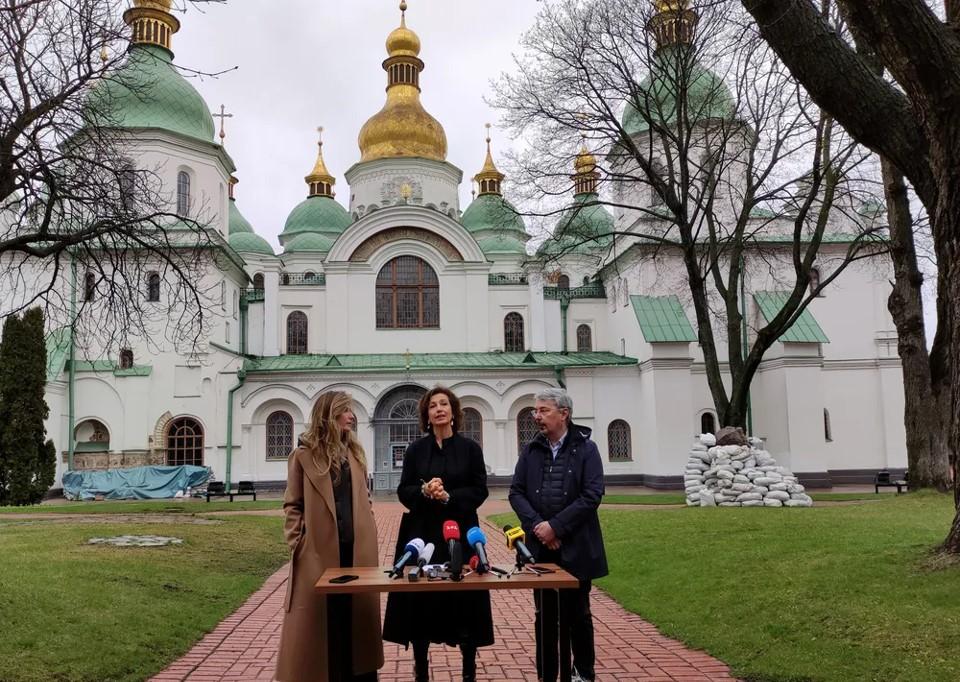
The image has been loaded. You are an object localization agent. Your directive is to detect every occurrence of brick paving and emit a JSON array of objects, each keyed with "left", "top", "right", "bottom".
[{"left": 151, "top": 500, "right": 737, "bottom": 681}]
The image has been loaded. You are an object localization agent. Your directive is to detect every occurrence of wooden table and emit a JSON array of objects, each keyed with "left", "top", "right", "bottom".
[{"left": 317, "top": 563, "right": 580, "bottom": 681}]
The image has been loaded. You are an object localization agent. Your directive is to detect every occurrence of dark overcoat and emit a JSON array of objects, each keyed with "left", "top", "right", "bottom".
[
  {"left": 382, "top": 433, "right": 495, "bottom": 648},
  {"left": 508, "top": 422, "right": 609, "bottom": 581}
]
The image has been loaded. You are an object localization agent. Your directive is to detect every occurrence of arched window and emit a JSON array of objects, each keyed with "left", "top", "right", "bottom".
[
  {"left": 517, "top": 407, "right": 538, "bottom": 451},
  {"left": 83, "top": 272, "right": 96, "bottom": 302},
  {"left": 146, "top": 272, "right": 160, "bottom": 302},
  {"left": 700, "top": 411, "right": 716, "bottom": 435},
  {"left": 557, "top": 274, "right": 570, "bottom": 290},
  {"left": 176, "top": 170, "right": 191, "bottom": 216},
  {"left": 266, "top": 411, "right": 294, "bottom": 460},
  {"left": 167, "top": 417, "right": 204, "bottom": 466},
  {"left": 461, "top": 407, "right": 483, "bottom": 447},
  {"left": 253, "top": 273, "right": 265, "bottom": 290},
  {"left": 389, "top": 398, "right": 422, "bottom": 468},
  {"left": 824, "top": 408, "right": 832, "bottom": 442},
  {"left": 119, "top": 348, "right": 134, "bottom": 369},
  {"left": 608, "top": 419, "right": 632, "bottom": 461},
  {"left": 304, "top": 271, "right": 317, "bottom": 283},
  {"left": 504, "top": 312, "right": 525, "bottom": 352},
  {"left": 576, "top": 324, "right": 592, "bottom": 352},
  {"left": 810, "top": 267, "right": 822, "bottom": 297},
  {"left": 286, "top": 311, "right": 308, "bottom": 354},
  {"left": 375, "top": 256, "right": 439, "bottom": 328}
]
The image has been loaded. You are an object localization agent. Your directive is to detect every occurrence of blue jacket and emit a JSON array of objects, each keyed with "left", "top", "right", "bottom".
[{"left": 508, "top": 422, "right": 609, "bottom": 581}]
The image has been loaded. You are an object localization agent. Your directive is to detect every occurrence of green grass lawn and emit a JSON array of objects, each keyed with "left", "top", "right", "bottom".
[
  {"left": 601, "top": 492, "right": 886, "bottom": 505},
  {"left": 0, "top": 498, "right": 283, "bottom": 514},
  {"left": 493, "top": 492, "right": 960, "bottom": 682},
  {"left": 0, "top": 515, "right": 288, "bottom": 682}
]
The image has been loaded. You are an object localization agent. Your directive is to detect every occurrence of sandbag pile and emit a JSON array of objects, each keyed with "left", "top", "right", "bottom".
[{"left": 684, "top": 433, "right": 814, "bottom": 508}]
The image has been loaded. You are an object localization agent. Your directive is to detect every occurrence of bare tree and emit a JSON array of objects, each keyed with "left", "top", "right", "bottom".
[
  {"left": 0, "top": 0, "right": 233, "bottom": 356},
  {"left": 494, "top": 0, "right": 885, "bottom": 431},
  {"left": 737, "top": 0, "right": 960, "bottom": 552}
]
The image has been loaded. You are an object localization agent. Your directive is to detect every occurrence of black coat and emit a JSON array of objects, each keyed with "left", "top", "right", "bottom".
[
  {"left": 381, "top": 433, "right": 494, "bottom": 648},
  {"left": 508, "top": 423, "right": 609, "bottom": 581}
]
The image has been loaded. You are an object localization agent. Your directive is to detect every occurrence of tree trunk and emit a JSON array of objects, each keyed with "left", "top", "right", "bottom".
[{"left": 881, "top": 158, "right": 952, "bottom": 491}]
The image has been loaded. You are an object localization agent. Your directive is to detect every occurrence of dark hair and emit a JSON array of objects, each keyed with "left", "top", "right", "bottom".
[{"left": 418, "top": 385, "right": 464, "bottom": 434}]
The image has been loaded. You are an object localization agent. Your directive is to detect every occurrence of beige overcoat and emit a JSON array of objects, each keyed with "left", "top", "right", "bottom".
[{"left": 275, "top": 446, "right": 384, "bottom": 682}]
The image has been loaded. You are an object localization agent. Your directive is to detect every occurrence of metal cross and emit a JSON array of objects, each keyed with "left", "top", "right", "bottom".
[{"left": 214, "top": 104, "right": 233, "bottom": 143}]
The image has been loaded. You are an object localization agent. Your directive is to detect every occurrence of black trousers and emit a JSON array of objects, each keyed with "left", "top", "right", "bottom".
[
  {"left": 412, "top": 639, "right": 477, "bottom": 679},
  {"left": 327, "top": 541, "right": 378, "bottom": 682},
  {"left": 533, "top": 553, "right": 595, "bottom": 682}
]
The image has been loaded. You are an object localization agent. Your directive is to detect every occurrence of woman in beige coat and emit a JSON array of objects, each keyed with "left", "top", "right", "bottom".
[{"left": 275, "top": 391, "right": 384, "bottom": 682}]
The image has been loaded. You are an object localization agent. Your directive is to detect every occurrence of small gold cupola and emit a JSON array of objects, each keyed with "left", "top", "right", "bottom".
[
  {"left": 647, "top": 0, "right": 699, "bottom": 51},
  {"left": 123, "top": 0, "right": 180, "bottom": 52},
  {"left": 357, "top": 1, "right": 448, "bottom": 162},
  {"left": 572, "top": 137, "right": 599, "bottom": 195},
  {"left": 306, "top": 127, "right": 337, "bottom": 198},
  {"left": 474, "top": 123, "right": 505, "bottom": 196}
]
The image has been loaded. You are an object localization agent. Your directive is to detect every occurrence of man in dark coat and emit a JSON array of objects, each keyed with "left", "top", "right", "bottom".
[{"left": 509, "top": 387, "right": 608, "bottom": 682}]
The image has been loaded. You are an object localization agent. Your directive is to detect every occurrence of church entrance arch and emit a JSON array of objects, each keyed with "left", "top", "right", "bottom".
[{"left": 372, "top": 385, "right": 426, "bottom": 491}]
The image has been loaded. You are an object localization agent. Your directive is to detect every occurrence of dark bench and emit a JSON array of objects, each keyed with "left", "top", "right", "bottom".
[
  {"left": 875, "top": 470, "right": 909, "bottom": 494},
  {"left": 205, "top": 481, "right": 229, "bottom": 502},
  {"left": 231, "top": 480, "right": 257, "bottom": 501}
]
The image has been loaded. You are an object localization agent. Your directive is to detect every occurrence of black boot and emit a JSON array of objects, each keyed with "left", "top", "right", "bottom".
[
  {"left": 413, "top": 640, "right": 430, "bottom": 682},
  {"left": 461, "top": 644, "right": 477, "bottom": 682}
]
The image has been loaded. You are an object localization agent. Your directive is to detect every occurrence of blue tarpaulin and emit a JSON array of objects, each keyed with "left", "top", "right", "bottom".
[{"left": 62, "top": 465, "right": 212, "bottom": 501}]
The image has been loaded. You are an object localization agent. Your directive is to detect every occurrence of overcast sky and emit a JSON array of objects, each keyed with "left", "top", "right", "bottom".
[{"left": 171, "top": 0, "right": 544, "bottom": 249}]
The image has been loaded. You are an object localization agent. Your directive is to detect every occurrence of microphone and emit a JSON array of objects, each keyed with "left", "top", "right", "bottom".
[
  {"left": 503, "top": 524, "right": 536, "bottom": 565},
  {"left": 408, "top": 542, "right": 435, "bottom": 582},
  {"left": 389, "top": 538, "right": 424, "bottom": 579},
  {"left": 442, "top": 520, "right": 463, "bottom": 581},
  {"left": 466, "top": 526, "right": 491, "bottom": 574}
]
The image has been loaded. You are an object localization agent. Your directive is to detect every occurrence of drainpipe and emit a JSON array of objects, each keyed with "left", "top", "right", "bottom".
[
  {"left": 239, "top": 294, "right": 248, "bottom": 356},
  {"left": 554, "top": 366, "right": 567, "bottom": 389},
  {"left": 739, "top": 253, "right": 753, "bottom": 435},
  {"left": 67, "top": 258, "right": 77, "bottom": 472},
  {"left": 560, "top": 297, "right": 570, "bottom": 354},
  {"left": 224, "top": 368, "right": 246, "bottom": 491}
]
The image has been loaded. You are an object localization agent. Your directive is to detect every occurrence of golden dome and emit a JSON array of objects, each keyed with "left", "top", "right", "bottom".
[
  {"left": 574, "top": 145, "right": 598, "bottom": 174},
  {"left": 572, "top": 141, "right": 599, "bottom": 195},
  {"left": 357, "top": 1, "right": 447, "bottom": 163},
  {"left": 305, "top": 127, "right": 336, "bottom": 198},
  {"left": 135, "top": 0, "right": 173, "bottom": 10},
  {"left": 474, "top": 124, "right": 505, "bottom": 196}
]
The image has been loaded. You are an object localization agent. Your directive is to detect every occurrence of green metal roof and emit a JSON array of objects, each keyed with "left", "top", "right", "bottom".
[
  {"left": 754, "top": 291, "right": 830, "bottom": 343},
  {"left": 280, "top": 195, "right": 352, "bottom": 241},
  {"left": 230, "top": 231, "right": 274, "bottom": 256},
  {"left": 630, "top": 295, "right": 697, "bottom": 343},
  {"left": 284, "top": 231, "right": 335, "bottom": 253},
  {"left": 45, "top": 327, "right": 71, "bottom": 382},
  {"left": 244, "top": 351, "right": 637, "bottom": 374},
  {"left": 538, "top": 192, "right": 615, "bottom": 256},
  {"left": 87, "top": 44, "right": 215, "bottom": 143},
  {"left": 71, "top": 360, "right": 153, "bottom": 377},
  {"left": 622, "top": 47, "right": 736, "bottom": 136},
  {"left": 228, "top": 199, "right": 254, "bottom": 234}
]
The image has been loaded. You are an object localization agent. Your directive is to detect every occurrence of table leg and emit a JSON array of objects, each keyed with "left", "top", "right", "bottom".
[{"left": 558, "top": 588, "right": 571, "bottom": 682}]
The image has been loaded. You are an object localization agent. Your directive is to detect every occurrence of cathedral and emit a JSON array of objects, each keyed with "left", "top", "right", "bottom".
[{"left": 35, "top": 1, "right": 906, "bottom": 492}]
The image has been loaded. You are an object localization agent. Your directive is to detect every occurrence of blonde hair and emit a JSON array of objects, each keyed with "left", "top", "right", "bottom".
[{"left": 300, "top": 391, "right": 366, "bottom": 484}]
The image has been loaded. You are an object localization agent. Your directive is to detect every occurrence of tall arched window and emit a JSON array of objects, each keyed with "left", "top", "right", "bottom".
[
  {"left": 253, "top": 273, "right": 265, "bottom": 290},
  {"left": 700, "top": 411, "right": 716, "bottom": 435},
  {"left": 608, "top": 419, "right": 632, "bottom": 462},
  {"left": 146, "top": 272, "right": 160, "bottom": 302},
  {"left": 557, "top": 274, "right": 570, "bottom": 290},
  {"left": 461, "top": 407, "right": 483, "bottom": 447},
  {"left": 810, "top": 267, "right": 822, "bottom": 296},
  {"left": 83, "top": 272, "right": 96, "bottom": 301},
  {"left": 286, "top": 311, "right": 308, "bottom": 354},
  {"left": 824, "top": 408, "right": 833, "bottom": 442},
  {"left": 376, "top": 256, "right": 439, "bottom": 328},
  {"left": 266, "top": 411, "right": 294, "bottom": 460},
  {"left": 119, "top": 348, "right": 134, "bottom": 369},
  {"left": 517, "top": 407, "right": 538, "bottom": 451},
  {"left": 176, "top": 170, "right": 190, "bottom": 216},
  {"left": 576, "top": 324, "right": 592, "bottom": 352},
  {"left": 504, "top": 312, "right": 525, "bottom": 352},
  {"left": 167, "top": 417, "right": 204, "bottom": 466}
]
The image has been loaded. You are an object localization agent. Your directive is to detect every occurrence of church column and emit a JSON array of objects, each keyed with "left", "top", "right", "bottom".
[
  {"left": 263, "top": 270, "right": 280, "bottom": 356},
  {"left": 528, "top": 271, "right": 546, "bottom": 351}
]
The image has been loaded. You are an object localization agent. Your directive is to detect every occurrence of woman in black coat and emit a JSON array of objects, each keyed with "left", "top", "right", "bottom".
[{"left": 382, "top": 386, "right": 493, "bottom": 682}]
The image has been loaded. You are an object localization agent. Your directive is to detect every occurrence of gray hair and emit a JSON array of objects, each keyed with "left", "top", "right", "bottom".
[{"left": 535, "top": 388, "right": 573, "bottom": 421}]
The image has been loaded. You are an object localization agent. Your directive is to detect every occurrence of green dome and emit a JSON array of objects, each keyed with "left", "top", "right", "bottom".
[
  {"left": 477, "top": 234, "right": 527, "bottom": 255},
  {"left": 228, "top": 199, "right": 254, "bottom": 235},
  {"left": 87, "top": 45, "right": 215, "bottom": 143},
  {"left": 462, "top": 194, "right": 529, "bottom": 255},
  {"left": 538, "top": 193, "right": 614, "bottom": 256},
  {"left": 230, "top": 231, "right": 274, "bottom": 256},
  {"left": 280, "top": 196, "right": 352, "bottom": 242},
  {"left": 284, "top": 232, "right": 335, "bottom": 253},
  {"left": 622, "top": 48, "right": 735, "bottom": 137}
]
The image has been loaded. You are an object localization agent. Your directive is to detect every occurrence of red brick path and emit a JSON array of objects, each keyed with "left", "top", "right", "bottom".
[{"left": 151, "top": 501, "right": 736, "bottom": 681}]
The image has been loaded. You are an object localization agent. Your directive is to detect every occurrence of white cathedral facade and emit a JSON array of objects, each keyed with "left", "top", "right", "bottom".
[{"left": 17, "top": 1, "right": 906, "bottom": 493}]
